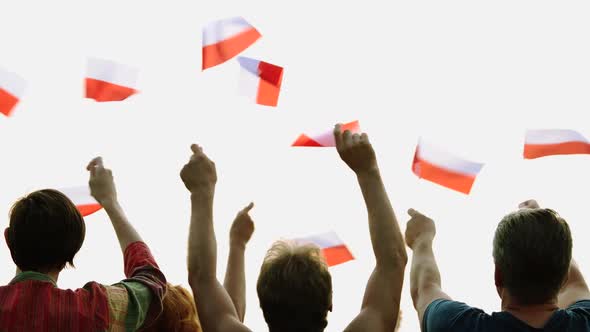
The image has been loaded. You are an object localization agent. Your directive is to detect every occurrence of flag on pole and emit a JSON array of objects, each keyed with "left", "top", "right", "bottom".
[
  {"left": 85, "top": 57, "right": 139, "bottom": 102},
  {"left": 412, "top": 139, "right": 484, "bottom": 194},
  {"left": 292, "top": 120, "right": 361, "bottom": 147},
  {"left": 202, "top": 17, "right": 261, "bottom": 70},
  {"left": 0, "top": 68, "right": 26, "bottom": 116},
  {"left": 524, "top": 129, "right": 590, "bottom": 159},
  {"left": 295, "top": 231, "right": 354, "bottom": 267},
  {"left": 238, "top": 56, "right": 283, "bottom": 106},
  {"left": 59, "top": 186, "right": 102, "bottom": 217}
]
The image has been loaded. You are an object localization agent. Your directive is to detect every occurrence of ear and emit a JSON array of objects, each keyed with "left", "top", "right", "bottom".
[
  {"left": 4, "top": 228, "right": 10, "bottom": 249},
  {"left": 494, "top": 264, "right": 503, "bottom": 288}
]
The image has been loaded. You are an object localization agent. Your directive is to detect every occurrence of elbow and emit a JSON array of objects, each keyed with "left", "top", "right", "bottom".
[{"left": 378, "top": 249, "right": 408, "bottom": 270}]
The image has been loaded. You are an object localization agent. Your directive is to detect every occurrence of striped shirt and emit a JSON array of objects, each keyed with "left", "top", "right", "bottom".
[{"left": 0, "top": 241, "right": 166, "bottom": 332}]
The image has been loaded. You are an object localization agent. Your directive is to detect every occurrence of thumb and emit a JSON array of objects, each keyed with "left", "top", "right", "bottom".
[
  {"left": 408, "top": 208, "right": 419, "bottom": 217},
  {"left": 241, "top": 202, "right": 254, "bottom": 214}
]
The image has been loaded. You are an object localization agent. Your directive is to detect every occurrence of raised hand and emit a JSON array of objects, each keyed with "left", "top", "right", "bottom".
[
  {"left": 180, "top": 144, "right": 217, "bottom": 194},
  {"left": 334, "top": 124, "right": 378, "bottom": 175},
  {"left": 230, "top": 203, "right": 255, "bottom": 248},
  {"left": 87, "top": 157, "right": 117, "bottom": 206},
  {"left": 519, "top": 199, "right": 540, "bottom": 209},
  {"left": 405, "top": 209, "right": 436, "bottom": 250}
]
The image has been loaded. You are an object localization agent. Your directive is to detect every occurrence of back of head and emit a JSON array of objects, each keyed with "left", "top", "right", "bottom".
[
  {"left": 493, "top": 208, "right": 572, "bottom": 305},
  {"left": 7, "top": 189, "right": 85, "bottom": 273},
  {"left": 257, "top": 240, "right": 332, "bottom": 332},
  {"left": 143, "top": 284, "right": 201, "bottom": 332}
]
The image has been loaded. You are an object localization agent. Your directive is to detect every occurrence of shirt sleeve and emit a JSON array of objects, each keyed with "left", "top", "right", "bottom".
[
  {"left": 423, "top": 299, "right": 487, "bottom": 332},
  {"left": 119, "top": 241, "right": 167, "bottom": 330}
]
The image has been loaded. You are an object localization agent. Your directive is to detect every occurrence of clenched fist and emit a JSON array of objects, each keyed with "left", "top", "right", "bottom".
[
  {"left": 405, "top": 208, "right": 436, "bottom": 250},
  {"left": 180, "top": 144, "right": 217, "bottom": 194}
]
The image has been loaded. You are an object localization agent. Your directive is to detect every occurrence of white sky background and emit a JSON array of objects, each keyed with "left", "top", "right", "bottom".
[{"left": 1, "top": 1, "right": 590, "bottom": 331}]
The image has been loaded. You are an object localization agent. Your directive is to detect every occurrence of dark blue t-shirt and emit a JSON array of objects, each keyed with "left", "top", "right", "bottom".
[{"left": 424, "top": 299, "right": 590, "bottom": 331}]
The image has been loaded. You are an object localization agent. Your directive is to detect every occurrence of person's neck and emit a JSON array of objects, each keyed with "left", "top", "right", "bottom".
[
  {"left": 15, "top": 267, "right": 60, "bottom": 283},
  {"left": 501, "top": 292, "right": 559, "bottom": 329}
]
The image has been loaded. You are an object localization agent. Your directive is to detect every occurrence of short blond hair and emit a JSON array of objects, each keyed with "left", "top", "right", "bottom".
[{"left": 257, "top": 240, "right": 332, "bottom": 332}]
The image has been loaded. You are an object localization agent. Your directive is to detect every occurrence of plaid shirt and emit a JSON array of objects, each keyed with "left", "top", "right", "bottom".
[{"left": 0, "top": 242, "right": 166, "bottom": 332}]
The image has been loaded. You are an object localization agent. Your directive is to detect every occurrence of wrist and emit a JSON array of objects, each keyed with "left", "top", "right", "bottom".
[
  {"left": 356, "top": 166, "right": 381, "bottom": 180},
  {"left": 413, "top": 235, "right": 434, "bottom": 251},
  {"left": 99, "top": 198, "right": 120, "bottom": 210},
  {"left": 229, "top": 240, "right": 247, "bottom": 251}
]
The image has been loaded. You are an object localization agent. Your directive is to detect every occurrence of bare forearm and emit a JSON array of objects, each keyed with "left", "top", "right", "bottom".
[
  {"left": 224, "top": 244, "right": 247, "bottom": 322},
  {"left": 188, "top": 192, "right": 217, "bottom": 283},
  {"left": 558, "top": 258, "right": 590, "bottom": 308},
  {"left": 410, "top": 238, "right": 442, "bottom": 306},
  {"left": 102, "top": 200, "right": 143, "bottom": 253},
  {"left": 357, "top": 169, "right": 407, "bottom": 267}
]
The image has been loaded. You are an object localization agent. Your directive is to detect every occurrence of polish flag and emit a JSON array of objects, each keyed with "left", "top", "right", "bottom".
[
  {"left": 238, "top": 56, "right": 283, "bottom": 107},
  {"left": 85, "top": 58, "right": 139, "bottom": 102},
  {"left": 0, "top": 68, "right": 27, "bottom": 117},
  {"left": 59, "top": 186, "right": 102, "bottom": 217},
  {"left": 292, "top": 121, "right": 361, "bottom": 147},
  {"left": 295, "top": 232, "right": 354, "bottom": 267},
  {"left": 412, "top": 139, "right": 484, "bottom": 194},
  {"left": 524, "top": 129, "right": 590, "bottom": 159},
  {"left": 202, "top": 17, "right": 261, "bottom": 70}
]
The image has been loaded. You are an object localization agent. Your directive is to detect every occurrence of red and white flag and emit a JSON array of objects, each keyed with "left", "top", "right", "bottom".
[
  {"left": 0, "top": 68, "right": 26, "bottom": 117},
  {"left": 412, "top": 139, "right": 484, "bottom": 194},
  {"left": 292, "top": 121, "right": 361, "bottom": 147},
  {"left": 238, "top": 56, "right": 283, "bottom": 107},
  {"left": 85, "top": 58, "right": 139, "bottom": 102},
  {"left": 295, "top": 231, "right": 354, "bottom": 267},
  {"left": 524, "top": 129, "right": 590, "bottom": 159},
  {"left": 202, "top": 17, "right": 261, "bottom": 70},
  {"left": 59, "top": 186, "right": 102, "bottom": 217}
]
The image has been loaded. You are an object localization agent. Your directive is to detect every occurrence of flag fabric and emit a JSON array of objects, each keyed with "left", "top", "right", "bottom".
[
  {"left": 238, "top": 56, "right": 283, "bottom": 106},
  {"left": 292, "top": 120, "right": 361, "bottom": 147},
  {"left": 85, "top": 58, "right": 139, "bottom": 102},
  {"left": 412, "top": 139, "right": 484, "bottom": 194},
  {"left": 0, "top": 68, "right": 27, "bottom": 117},
  {"left": 59, "top": 186, "right": 102, "bottom": 217},
  {"left": 524, "top": 129, "right": 590, "bottom": 159},
  {"left": 295, "top": 232, "right": 354, "bottom": 267},
  {"left": 202, "top": 17, "right": 261, "bottom": 70}
]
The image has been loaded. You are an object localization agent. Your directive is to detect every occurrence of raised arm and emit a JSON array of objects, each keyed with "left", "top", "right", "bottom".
[
  {"left": 337, "top": 125, "right": 408, "bottom": 332},
  {"left": 181, "top": 144, "right": 251, "bottom": 332},
  {"left": 224, "top": 203, "right": 255, "bottom": 322},
  {"left": 519, "top": 200, "right": 590, "bottom": 308},
  {"left": 405, "top": 209, "right": 451, "bottom": 326},
  {"left": 87, "top": 157, "right": 142, "bottom": 252},
  {"left": 87, "top": 157, "right": 167, "bottom": 330}
]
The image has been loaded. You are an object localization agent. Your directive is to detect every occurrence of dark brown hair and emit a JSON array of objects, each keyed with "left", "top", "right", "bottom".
[
  {"left": 7, "top": 189, "right": 85, "bottom": 272},
  {"left": 493, "top": 208, "right": 572, "bottom": 305}
]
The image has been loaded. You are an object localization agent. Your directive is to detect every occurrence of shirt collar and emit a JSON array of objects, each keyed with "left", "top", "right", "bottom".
[{"left": 9, "top": 271, "right": 57, "bottom": 286}]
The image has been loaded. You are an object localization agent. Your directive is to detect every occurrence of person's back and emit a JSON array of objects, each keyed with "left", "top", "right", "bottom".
[
  {"left": 0, "top": 157, "right": 167, "bottom": 331},
  {"left": 406, "top": 199, "right": 590, "bottom": 331}
]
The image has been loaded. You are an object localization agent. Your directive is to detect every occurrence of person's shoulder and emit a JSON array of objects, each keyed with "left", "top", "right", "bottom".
[
  {"left": 565, "top": 299, "right": 590, "bottom": 312},
  {"left": 424, "top": 299, "right": 491, "bottom": 331}
]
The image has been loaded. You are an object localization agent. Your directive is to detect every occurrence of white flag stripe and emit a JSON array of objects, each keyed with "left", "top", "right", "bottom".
[
  {"left": 59, "top": 186, "right": 98, "bottom": 206},
  {"left": 86, "top": 58, "right": 139, "bottom": 88},
  {"left": 202, "top": 17, "right": 253, "bottom": 46},
  {"left": 296, "top": 232, "right": 344, "bottom": 249},
  {"left": 238, "top": 63, "right": 260, "bottom": 99},
  {"left": 525, "top": 129, "right": 589, "bottom": 145},
  {"left": 0, "top": 68, "right": 27, "bottom": 98},
  {"left": 417, "top": 139, "right": 484, "bottom": 176},
  {"left": 311, "top": 130, "right": 337, "bottom": 147}
]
